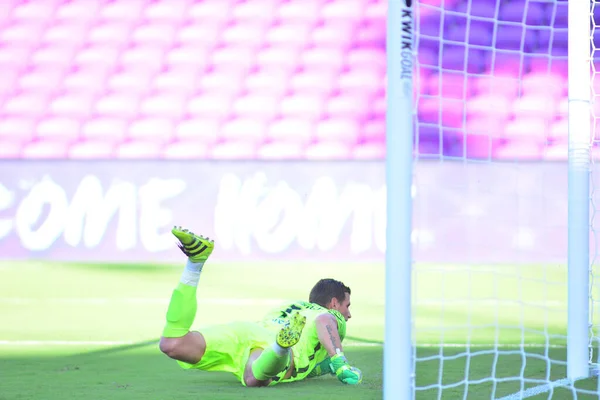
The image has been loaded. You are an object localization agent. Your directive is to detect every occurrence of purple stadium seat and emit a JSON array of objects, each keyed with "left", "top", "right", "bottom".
[
  {"left": 0, "top": 44, "right": 32, "bottom": 69},
  {"left": 314, "top": 117, "right": 360, "bottom": 145},
  {"left": 22, "top": 140, "right": 70, "bottom": 159},
  {"left": 81, "top": 117, "right": 128, "bottom": 143},
  {"left": 94, "top": 92, "right": 141, "bottom": 119},
  {"left": 465, "top": 117, "right": 505, "bottom": 139},
  {"left": 455, "top": 1, "right": 496, "bottom": 19},
  {"left": 426, "top": 73, "right": 469, "bottom": 99},
  {"left": 175, "top": 118, "right": 221, "bottom": 144},
  {"left": 128, "top": 117, "right": 175, "bottom": 144},
  {"left": 553, "top": 2, "right": 568, "bottom": 28},
  {"left": 280, "top": 93, "right": 326, "bottom": 120},
  {"left": 139, "top": 92, "right": 187, "bottom": 119},
  {"left": 521, "top": 73, "right": 565, "bottom": 97},
  {"left": 220, "top": 117, "right": 267, "bottom": 144},
  {"left": 304, "top": 141, "right": 352, "bottom": 160},
  {"left": 257, "top": 141, "right": 305, "bottom": 159},
  {"left": 68, "top": 140, "right": 116, "bottom": 159},
  {"left": 364, "top": 0, "right": 386, "bottom": 20},
  {"left": 211, "top": 140, "right": 258, "bottom": 159},
  {"left": 418, "top": 97, "right": 465, "bottom": 128},
  {"left": 88, "top": 22, "right": 133, "bottom": 46},
  {"left": 36, "top": 117, "right": 81, "bottom": 142},
  {"left": 232, "top": 94, "right": 280, "bottom": 120},
  {"left": 187, "top": 92, "right": 233, "bottom": 118},
  {"left": 557, "top": 97, "right": 568, "bottom": 120},
  {"left": 163, "top": 140, "right": 211, "bottom": 159},
  {"left": 472, "top": 75, "right": 520, "bottom": 98},
  {"left": 355, "top": 20, "right": 385, "bottom": 47},
  {"left": 370, "top": 94, "right": 385, "bottom": 119},
  {"left": 116, "top": 140, "right": 164, "bottom": 159},
  {"left": 267, "top": 117, "right": 314, "bottom": 145},
  {"left": 188, "top": 0, "right": 232, "bottom": 21},
  {"left": 467, "top": 21, "right": 495, "bottom": 47}
]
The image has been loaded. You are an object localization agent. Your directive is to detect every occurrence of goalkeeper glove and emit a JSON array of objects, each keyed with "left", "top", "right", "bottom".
[
  {"left": 330, "top": 351, "right": 363, "bottom": 385},
  {"left": 307, "top": 357, "right": 334, "bottom": 378}
]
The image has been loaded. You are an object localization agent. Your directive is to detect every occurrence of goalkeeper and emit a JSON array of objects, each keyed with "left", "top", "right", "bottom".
[{"left": 159, "top": 226, "right": 363, "bottom": 387}]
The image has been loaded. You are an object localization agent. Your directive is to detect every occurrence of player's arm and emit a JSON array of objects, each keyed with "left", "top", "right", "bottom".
[{"left": 315, "top": 313, "right": 362, "bottom": 385}]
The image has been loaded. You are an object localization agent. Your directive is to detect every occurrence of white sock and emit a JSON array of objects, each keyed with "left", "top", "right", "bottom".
[
  {"left": 272, "top": 342, "right": 289, "bottom": 357},
  {"left": 179, "top": 259, "right": 204, "bottom": 287}
]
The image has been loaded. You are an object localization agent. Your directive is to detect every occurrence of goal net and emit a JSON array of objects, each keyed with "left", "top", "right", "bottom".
[{"left": 386, "top": 0, "right": 600, "bottom": 398}]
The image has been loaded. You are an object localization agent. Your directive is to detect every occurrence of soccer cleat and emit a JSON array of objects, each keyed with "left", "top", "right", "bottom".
[
  {"left": 276, "top": 311, "right": 306, "bottom": 348},
  {"left": 171, "top": 226, "right": 214, "bottom": 263}
]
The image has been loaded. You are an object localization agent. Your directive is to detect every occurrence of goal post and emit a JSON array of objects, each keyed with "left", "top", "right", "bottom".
[
  {"left": 384, "top": 0, "right": 415, "bottom": 399},
  {"left": 567, "top": 0, "right": 591, "bottom": 382}
]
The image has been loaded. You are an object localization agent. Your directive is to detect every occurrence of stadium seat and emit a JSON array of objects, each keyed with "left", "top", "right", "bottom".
[
  {"left": 466, "top": 95, "right": 512, "bottom": 119},
  {"left": 88, "top": 22, "right": 133, "bottom": 46},
  {"left": 232, "top": 94, "right": 280, "bottom": 120},
  {"left": 321, "top": 1, "right": 365, "bottom": 21},
  {"left": 211, "top": 140, "right": 258, "bottom": 159},
  {"left": 326, "top": 94, "right": 370, "bottom": 119},
  {"left": 280, "top": 93, "right": 326, "bottom": 120},
  {"left": 175, "top": 118, "right": 221, "bottom": 144},
  {"left": 68, "top": 140, "right": 116, "bottom": 159},
  {"left": 521, "top": 73, "right": 566, "bottom": 97},
  {"left": 300, "top": 46, "right": 346, "bottom": 72},
  {"left": 187, "top": 92, "right": 233, "bottom": 118},
  {"left": 337, "top": 69, "right": 383, "bottom": 94},
  {"left": 163, "top": 140, "right": 211, "bottom": 159},
  {"left": 119, "top": 45, "right": 166, "bottom": 73},
  {"left": 221, "top": 22, "right": 268, "bottom": 47},
  {"left": 132, "top": 23, "right": 177, "bottom": 47},
  {"left": 116, "top": 140, "right": 164, "bottom": 159},
  {"left": 17, "top": 65, "right": 66, "bottom": 93},
  {"left": 0, "top": 117, "right": 36, "bottom": 143},
  {"left": 257, "top": 141, "right": 305, "bottom": 159},
  {"left": 346, "top": 48, "right": 386, "bottom": 71},
  {"left": 128, "top": 117, "right": 175, "bottom": 144},
  {"left": 494, "top": 141, "right": 543, "bottom": 160},
  {"left": 62, "top": 67, "right": 109, "bottom": 95},
  {"left": 362, "top": 119, "right": 385, "bottom": 142},
  {"left": 199, "top": 70, "right": 245, "bottom": 94},
  {"left": 43, "top": 21, "right": 90, "bottom": 46},
  {"left": 0, "top": 140, "right": 23, "bottom": 158},
  {"left": 310, "top": 22, "right": 356, "bottom": 47},
  {"left": 220, "top": 117, "right": 267, "bottom": 144},
  {"left": 30, "top": 44, "right": 79, "bottom": 68},
  {"left": 144, "top": 0, "right": 190, "bottom": 22},
  {"left": 244, "top": 69, "right": 290, "bottom": 95},
  {"left": 504, "top": 118, "right": 549, "bottom": 142},
  {"left": 21, "top": 140, "right": 71, "bottom": 159},
  {"left": 255, "top": 45, "right": 301, "bottom": 72},
  {"left": 176, "top": 21, "right": 223, "bottom": 47},
  {"left": 267, "top": 117, "right": 314, "bottom": 145},
  {"left": 94, "top": 93, "right": 141, "bottom": 119},
  {"left": 151, "top": 67, "right": 200, "bottom": 95},
  {"left": 107, "top": 70, "right": 154, "bottom": 95},
  {"left": 55, "top": 0, "right": 101, "bottom": 21},
  {"left": 549, "top": 119, "right": 568, "bottom": 141},
  {"left": 289, "top": 70, "right": 337, "bottom": 95},
  {"left": 139, "top": 92, "right": 187, "bottom": 119},
  {"left": 187, "top": 1, "right": 232, "bottom": 21},
  {"left": 543, "top": 143, "right": 568, "bottom": 161},
  {"left": 165, "top": 45, "right": 210, "bottom": 69},
  {"left": 100, "top": 0, "right": 146, "bottom": 22},
  {"left": 266, "top": 23, "right": 313, "bottom": 47},
  {"left": 3, "top": 92, "right": 49, "bottom": 118},
  {"left": 75, "top": 45, "right": 121, "bottom": 70},
  {"left": 0, "top": 44, "right": 32, "bottom": 70},
  {"left": 512, "top": 95, "right": 557, "bottom": 120},
  {"left": 81, "top": 117, "right": 128, "bottom": 143},
  {"left": 1, "top": 22, "right": 45, "bottom": 46},
  {"left": 353, "top": 142, "right": 386, "bottom": 159},
  {"left": 314, "top": 118, "right": 360, "bottom": 145},
  {"left": 35, "top": 117, "right": 81, "bottom": 142},
  {"left": 304, "top": 141, "right": 352, "bottom": 160}
]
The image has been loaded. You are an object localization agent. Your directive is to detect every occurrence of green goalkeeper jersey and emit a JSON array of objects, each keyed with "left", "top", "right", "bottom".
[{"left": 260, "top": 301, "right": 347, "bottom": 383}]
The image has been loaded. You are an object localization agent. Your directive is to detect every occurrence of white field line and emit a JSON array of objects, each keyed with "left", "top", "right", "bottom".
[{"left": 496, "top": 377, "right": 583, "bottom": 400}]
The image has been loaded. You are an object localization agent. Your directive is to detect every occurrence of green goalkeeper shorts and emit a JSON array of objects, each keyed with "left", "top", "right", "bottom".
[{"left": 176, "top": 321, "right": 275, "bottom": 386}]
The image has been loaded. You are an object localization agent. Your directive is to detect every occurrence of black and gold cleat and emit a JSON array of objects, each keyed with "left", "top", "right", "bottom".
[{"left": 171, "top": 226, "right": 215, "bottom": 263}]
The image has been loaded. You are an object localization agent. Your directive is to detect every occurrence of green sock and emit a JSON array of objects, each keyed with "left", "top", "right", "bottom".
[
  {"left": 162, "top": 283, "right": 197, "bottom": 338},
  {"left": 251, "top": 346, "right": 290, "bottom": 381}
]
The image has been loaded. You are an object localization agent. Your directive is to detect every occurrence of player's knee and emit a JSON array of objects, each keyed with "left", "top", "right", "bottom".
[
  {"left": 243, "top": 372, "right": 269, "bottom": 388},
  {"left": 159, "top": 337, "right": 180, "bottom": 358}
]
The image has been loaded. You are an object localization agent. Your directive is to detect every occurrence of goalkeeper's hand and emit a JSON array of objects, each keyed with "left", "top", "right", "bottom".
[{"left": 330, "top": 352, "right": 363, "bottom": 385}]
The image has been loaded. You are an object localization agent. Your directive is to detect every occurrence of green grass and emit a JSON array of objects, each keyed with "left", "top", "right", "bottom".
[{"left": 0, "top": 261, "right": 598, "bottom": 399}]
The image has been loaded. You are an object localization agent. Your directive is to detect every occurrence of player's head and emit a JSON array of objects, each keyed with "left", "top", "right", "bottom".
[{"left": 309, "top": 278, "right": 352, "bottom": 321}]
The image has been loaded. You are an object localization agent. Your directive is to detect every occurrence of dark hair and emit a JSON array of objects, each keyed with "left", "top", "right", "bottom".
[{"left": 309, "top": 278, "right": 351, "bottom": 308}]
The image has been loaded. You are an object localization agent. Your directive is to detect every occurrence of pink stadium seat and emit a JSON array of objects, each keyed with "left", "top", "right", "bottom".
[
  {"left": 68, "top": 140, "right": 116, "bottom": 159},
  {"left": 549, "top": 119, "right": 568, "bottom": 141},
  {"left": 3, "top": 92, "right": 49, "bottom": 118},
  {"left": 166, "top": 45, "right": 210, "bottom": 69},
  {"left": 371, "top": 95, "right": 386, "bottom": 118},
  {"left": 244, "top": 70, "right": 290, "bottom": 95},
  {"left": 290, "top": 70, "right": 337, "bottom": 95},
  {"left": 17, "top": 66, "right": 66, "bottom": 93},
  {"left": 232, "top": 94, "right": 280, "bottom": 120},
  {"left": 87, "top": 22, "right": 133, "bottom": 46},
  {"left": 557, "top": 97, "right": 568, "bottom": 119},
  {"left": 267, "top": 118, "right": 314, "bottom": 145},
  {"left": 187, "top": 92, "right": 233, "bottom": 118},
  {"left": 0, "top": 117, "right": 36, "bottom": 143},
  {"left": 220, "top": 118, "right": 267, "bottom": 144},
  {"left": 276, "top": 0, "right": 324, "bottom": 23},
  {"left": 62, "top": 67, "right": 109, "bottom": 95},
  {"left": 257, "top": 141, "right": 305, "bottom": 159},
  {"left": 337, "top": 69, "right": 383, "bottom": 94},
  {"left": 0, "top": 140, "right": 23, "bottom": 158},
  {"left": 255, "top": 46, "right": 301, "bottom": 73},
  {"left": 320, "top": 0, "right": 365, "bottom": 21},
  {"left": 265, "top": 23, "right": 313, "bottom": 47},
  {"left": 426, "top": 73, "right": 469, "bottom": 99},
  {"left": 0, "top": 45, "right": 32, "bottom": 69},
  {"left": 1, "top": 22, "right": 45, "bottom": 46},
  {"left": 175, "top": 118, "right": 221, "bottom": 143},
  {"left": 232, "top": 0, "right": 279, "bottom": 21},
  {"left": 210, "top": 45, "right": 256, "bottom": 71},
  {"left": 35, "top": 117, "right": 81, "bottom": 142},
  {"left": 74, "top": 45, "right": 121, "bottom": 69},
  {"left": 543, "top": 143, "right": 568, "bottom": 161},
  {"left": 199, "top": 70, "right": 244, "bottom": 94},
  {"left": 22, "top": 140, "right": 70, "bottom": 159},
  {"left": 119, "top": 45, "right": 166, "bottom": 73},
  {"left": 326, "top": 94, "right": 370, "bottom": 119},
  {"left": 0, "top": 68, "right": 19, "bottom": 95},
  {"left": 107, "top": 69, "right": 154, "bottom": 95},
  {"left": 30, "top": 44, "right": 78, "bottom": 68},
  {"left": 346, "top": 48, "right": 386, "bottom": 71},
  {"left": 504, "top": 118, "right": 549, "bottom": 142},
  {"left": 300, "top": 47, "right": 346, "bottom": 72},
  {"left": 81, "top": 117, "right": 128, "bottom": 143},
  {"left": 314, "top": 118, "right": 360, "bottom": 145},
  {"left": 139, "top": 92, "right": 187, "bottom": 119},
  {"left": 465, "top": 117, "right": 505, "bottom": 139},
  {"left": 116, "top": 140, "right": 163, "bottom": 159},
  {"left": 55, "top": 0, "right": 101, "bottom": 21},
  {"left": 418, "top": 97, "right": 464, "bottom": 128},
  {"left": 94, "top": 93, "right": 141, "bottom": 119},
  {"left": 304, "top": 141, "right": 352, "bottom": 160},
  {"left": 353, "top": 142, "right": 386, "bottom": 159},
  {"left": 310, "top": 22, "right": 356, "bottom": 47},
  {"left": 176, "top": 22, "right": 223, "bottom": 47},
  {"left": 43, "top": 22, "right": 89, "bottom": 45},
  {"left": 362, "top": 119, "right": 385, "bottom": 142},
  {"left": 211, "top": 140, "right": 258, "bottom": 159},
  {"left": 163, "top": 140, "right": 211, "bottom": 159},
  {"left": 221, "top": 22, "right": 268, "bottom": 47},
  {"left": 132, "top": 23, "right": 177, "bottom": 47},
  {"left": 472, "top": 76, "right": 520, "bottom": 98},
  {"left": 143, "top": 0, "right": 190, "bottom": 22},
  {"left": 100, "top": 0, "right": 146, "bottom": 22},
  {"left": 355, "top": 21, "right": 385, "bottom": 47},
  {"left": 151, "top": 67, "right": 200, "bottom": 95},
  {"left": 280, "top": 93, "right": 326, "bottom": 120},
  {"left": 128, "top": 117, "right": 175, "bottom": 144},
  {"left": 521, "top": 74, "right": 566, "bottom": 97},
  {"left": 512, "top": 96, "right": 557, "bottom": 120},
  {"left": 188, "top": 1, "right": 233, "bottom": 21},
  {"left": 493, "top": 141, "right": 543, "bottom": 160}
]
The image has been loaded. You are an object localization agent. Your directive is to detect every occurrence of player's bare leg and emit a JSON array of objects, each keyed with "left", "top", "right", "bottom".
[
  {"left": 159, "top": 226, "right": 214, "bottom": 364},
  {"left": 243, "top": 312, "right": 306, "bottom": 387}
]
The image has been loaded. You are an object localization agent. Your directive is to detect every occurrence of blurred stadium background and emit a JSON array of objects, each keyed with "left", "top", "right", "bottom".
[{"left": 0, "top": 0, "right": 591, "bottom": 399}]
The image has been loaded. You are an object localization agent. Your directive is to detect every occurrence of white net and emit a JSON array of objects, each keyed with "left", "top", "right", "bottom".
[{"left": 411, "top": 0, "right": 600, "bottom": 398}]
